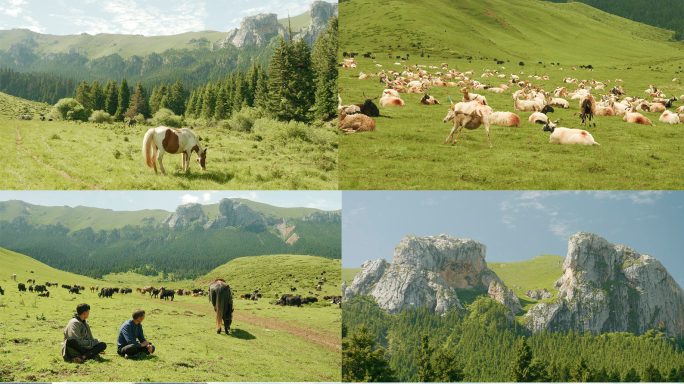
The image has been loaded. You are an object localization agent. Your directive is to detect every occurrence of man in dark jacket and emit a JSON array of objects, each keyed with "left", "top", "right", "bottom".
[
  {"left": 61, "top": 303, "right": 107, "bottom": 363},
  {"left": 116, "top": 309, "right": 155, "bottom": 359}
]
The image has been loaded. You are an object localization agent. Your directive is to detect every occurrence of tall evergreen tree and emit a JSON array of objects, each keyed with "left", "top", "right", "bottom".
[
  {"left": 75, "top": 80, "right": 92, "bottom": 111},
  {"left": 607, "top": 367, "right": 621, "bottom": 382},
  {"left": 623, "top": 367, "right": 640, "bottom": 382},
  {"left": 185, "top": 90, "right": 197, "bottom": 118},
  {"left": 114, "top": 77, "right": 130, "bottom": 121},
  {"left": 267, "top": 37, "right": 292, "bottom": 120},
  {"left": 511, "top": 336, "right": 534, "bottom": 382},
  {"left": 201, "top": 82, "right": 216, "bottom": 119},
  {"left": 643, "top": 363, "right": 664, "bottom": 382},
  {"left": 169, "top": 81, "right": 185, "bottom": 116},
  {"left": 570, "top": 356, "right": 592, "bottom": 382},
  {"left": 214, "top": 84, "right": 227, "bottom": 120},
  {"left": 312, "top": 16, "right": 338, "bottom": 119},
  {"left": 126, "top": 81, "right": 150, "bottom": 119},
  {"left": 149, "top": 84, "right": 167, "bottom": 115},
  {"left": 105, "top": 80, "right": 119, "bottom": 116},
  {"left": 432, "top": 348, "right": 464, "bottom": 382},
  {"left": 342, "top": 325, "right": 397, "bottom": 382},
  {"left": 289, "top": 38, "right": 316, "bottom": 121},
  {"left": 89, "top": 80, "right": 105, "bottom": 111},
  {"left": 416, "top": 334, "right": 435, "bottom": 382},
  {"left": 232, "top": 71, "right": 245, "bottom": 113}
]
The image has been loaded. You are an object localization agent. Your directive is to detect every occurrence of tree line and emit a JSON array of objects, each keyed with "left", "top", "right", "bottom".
[
  {"left": 542, "top": 0, "right": 684, "bottom": 41},
  {"left": 342, "top": 295, "right": 684, "bottom": 382},
  {"left": 0, "top": 217, "right": 341, "bottom": 279}
]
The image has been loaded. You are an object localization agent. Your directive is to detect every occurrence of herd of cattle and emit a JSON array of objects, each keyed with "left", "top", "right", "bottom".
[
  {"left": 338, "top": 55, "right": 683, "bottom": 146},
  {"left": 6, "top": 271, "right": 342, "bottom": 308}
]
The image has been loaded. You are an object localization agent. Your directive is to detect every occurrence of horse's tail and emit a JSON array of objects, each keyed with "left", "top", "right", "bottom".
[
  {"left": 215, "top": 287, "right": 224, "bottom": 330},
  {"left": 142, "top": 128, "right": 157, "bottom": 169}
]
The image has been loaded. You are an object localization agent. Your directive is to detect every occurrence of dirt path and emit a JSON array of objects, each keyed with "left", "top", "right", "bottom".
[
  {"left": 15, "top": 127, "right": 104, "bottom": 190},
  {"left": 172, "top": 300, "right": 341, "bottom": 352}
]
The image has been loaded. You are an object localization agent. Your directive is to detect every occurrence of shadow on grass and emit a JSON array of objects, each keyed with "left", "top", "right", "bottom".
[
  {"left": 228, "top": 329, "right": 255, "bottom": 340},
  {"left": 173, "top": 170, "right": 235, "bottom": 184}
]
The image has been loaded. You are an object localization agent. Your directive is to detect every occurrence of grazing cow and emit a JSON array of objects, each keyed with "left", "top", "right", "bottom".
[
  {"left": 151, "top": 288, "right": 160, "bottom": 298},
  {"left": 35, "top": 285, "right": 46, "bottom": 293},
  {"left": 0, "top": 286, "right": 4, "bottom": 295},
  {"left": 290, "top": 287, "right": 297, "bottom": 292},
  {"left": 208, "top": 278, "right": 234, "bottom": 334},
  {"left": 98, "top": 287, "right": 113, "bottom": 298},
  {"left": 69, "top": 287, "right": 80, "bottom": 294},
  {"left": 27, "top": 279, "right": 35, "bottom": 284},
  {"left": 124, "top": 288, "right": 132, "bottom": 294},
  {"left": 90, "top": 286, "right": 96, "bottom": 293},
  {"left": 29, "top": 285, "right": 34, "bottom": 292},
  {"left": 18, "top": 283, "right": 26, "bottom": 292},
  {"left": 38, "top": 291, "right": 50, "bottom": 297},
  {"left": 159, "top": 288, "right": 175, "bottom": 301}
]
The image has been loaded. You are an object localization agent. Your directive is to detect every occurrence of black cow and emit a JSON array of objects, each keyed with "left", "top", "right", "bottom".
[
  {"left": 353, "top": 93, "right": 380, "bottom": 117},
  {"left": 29, "top": 285, "right": 34, "bottom": 292},
  {"left": 18, "top": 283, "right": 26, "bottom": 292},
  {"left": 302, "top": 297, "right": 318, "bottom": 304},
  {"left": 62, "top": 284, "right": 71, "bottom": 289},
  {"left": 35, "top": 285, "right": 46, "bottom": 293},
  {"left": 151, "top": 288, "right": 160, "bottom": 298},
  {"left": 209, "top": 278, "right": 234, "bottom": 334},
  {"left": 113, "top": 288, "right": 120, "bottom": 293},
  {"left": 98, "top": 287, "right": 113, "bottom": 298},
  {"left": 124, "top": 288, "right": 132, "bottom": 294},
  {"left": 69, "top": 287, "right": 80, "bottom": 294},
  {"left": 0, "top": 286, "right": 4, "bottom": 295},
  {"left": 159, "top": 288, "right": 175, "bottom": 301},
  {"left": 290, "top": 287, "right": 297, "bottom": 292}
]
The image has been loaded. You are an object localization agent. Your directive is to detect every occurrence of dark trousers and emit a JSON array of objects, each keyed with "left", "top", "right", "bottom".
[
  {"left": 66, "top": 339, "right": 107, "bottom": 360},
  {"left": 117, "top": 343, "right": 155, "bottom": 356}
]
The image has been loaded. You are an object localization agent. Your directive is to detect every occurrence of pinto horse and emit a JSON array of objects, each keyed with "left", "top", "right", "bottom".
[
  {"left": 142, "top": 126, "right": 206, "bottom": 174},
  {"left": 208, "top": 278, "right": 233, "bottom": 334}
]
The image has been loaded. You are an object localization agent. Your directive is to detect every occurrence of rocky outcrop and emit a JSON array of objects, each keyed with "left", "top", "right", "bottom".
[
  {"left": 526, "top": 288, "right": 554, "bottom": 300},
  {"left": 204, "top": 199, "right": 267, "bottom": 232},
  {"left": 220, "top": 13, "right": 288, "bottom": 49},
  {"left": 160, "top": 203, "right": 207, "bottom": 229},
  {"left": 523, "top": 232, "right": 684, "bottom": 337},
  {"left": 301, "top": 211, "right": 341, "bottom": 223},
  {"left": 343, "top": 235, "right": 521, "bottom": 316},
  {"left": 293, "top": 1, "right": 338, "bottom": 45}
]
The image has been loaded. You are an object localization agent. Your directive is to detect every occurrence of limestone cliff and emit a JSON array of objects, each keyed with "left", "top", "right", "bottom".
[
  {"left": 523, "top": 232, "right": 684, "bottom": 337},
  {"left": 220, "top": 13, "right": 288, "bottom": 48},
  {"left": 159, "top": 203, "right": 207, "bottom": 229},
  {"left": 204, "top": 198, "right": 267, "bottom": 232},
  {"left": 343, "top": 234, "right": 521, "bottom": 315},
  {"left": 293, "top": 1, "right": 339, "bottom": 45}
]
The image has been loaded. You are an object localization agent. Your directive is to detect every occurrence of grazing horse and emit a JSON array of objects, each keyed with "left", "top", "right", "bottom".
[
  {"left": 127, "top": 118, "right": 137, "bottom": 128},
  {"left": 142, "top": 126, "right": 207, "bottom": 174},
  {"left": 208, "top": 278, "right": 234, "bottom": 334}
]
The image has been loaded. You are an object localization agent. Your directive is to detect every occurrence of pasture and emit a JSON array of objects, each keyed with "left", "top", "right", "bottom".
[
  {"left": 0, "top": 249, "right": 341, "bottom": 382},
  {"left": 338, "top": 57, "right": 684, "bottom": 190},
  {"left": 0, "top": 94, "right": 337, "bottom": 190}
]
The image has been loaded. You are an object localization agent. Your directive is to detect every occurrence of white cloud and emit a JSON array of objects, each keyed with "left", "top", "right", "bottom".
[
  {"left": 2, "top": 0, "right": 26, "bottom": 17},
  {"left": 588, "top": 191, "right": 662, "bottom": 204},
  {"left": 501, "top": 215, "right": 513, "bottom": 224},
  {"left": 349, "top": 207, "right": 366, "bottom": 216},
  {"left": 549, "top": 220, "right": 574, "bottom": 239},
  {"left": 181, "top": 194, "right": 200, "bottom": 204},
  {"left": 203, "top": 193, "right": 211, "bottom": 202}
]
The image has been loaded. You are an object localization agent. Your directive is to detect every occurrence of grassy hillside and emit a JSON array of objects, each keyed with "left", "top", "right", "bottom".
[
  {"left": 0, "top": 29, "right": 229, "bottom": 60},
  {"left": 0, "top": 91, "right": 52, "bottom": 118},
  {"left": 0, "top": 249, "right": 341, "bottom": 382},
  {"left": 339, "top": 0, "right": 684, "bottom": 63},
  {"left": 197, "top": 255, "right": 342, "bottom": 299},
  {"left": 488, "top": 254, "right": 565, "bottom": 317},
  {"left": 278, "top": 11, "right": 311, "bottom": 31},
  {"left": 342, "top": 267, "right": 360, "bottom": 284}
]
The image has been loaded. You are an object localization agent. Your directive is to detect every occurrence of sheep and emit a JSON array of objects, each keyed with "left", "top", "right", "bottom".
[
  {"left": 420, "top": 93, "right": 440, "bottom": 105},
  {"left": 659, "top": 111, "right": 683, "bottom": 124},
  {"left": 542, "top": 124, "right": 600, "bottom": 146},
  {"left": 461, "top": 87, "right": 488, "bottom": 105},
  {"left": 407, "top": 85, "right": 425, "bottom": 94},
  {"left": 609, "top": 101, "right": 630, "bottom": 116},
  {"left": 514, "top": 95, "right": 543, "bottom": 112},
  {"left": 487, "top": 112, "right": 521, "bottom": 127},
  {"left": 623, "top": 112, "right": 655, "bottom": 126},
  {"left": 338, "top": 109, "right": 376, "bottom": 134},
  {"left": 443, "top": 100, "right": 493, "bottom": 148},
  {"left": 635, "top": 102, "right": 666, "bottom": 113},
  {"left": 554, "top": 87, "right": 569, "bottom": 97},
  {"left": 488, "top": 87, "right": 506, "bottom": 93},
  {"left": 594, "top": 105, "right": 614, "bottom": 117},
  {"left": 546, "top": 94, "right": 569, "bottom": 109}
]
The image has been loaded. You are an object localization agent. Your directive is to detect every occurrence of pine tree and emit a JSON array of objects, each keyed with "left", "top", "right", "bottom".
[
  {"left": 159, "top": 94, "right": 171, "bottom": 111},
  {"left": 126, "top": 81, "right": 150, "bottom": 119},
  {"left": 267, "top": 37, "right": 292, "bottom": 120},
  {"left": 432, "top": 348, "right": 464, "bottom": 382},
  {"left": 201, "top": 82, "right": 216, "bottom": 119},
  {"left": 194, "top": 85, "right": 205, "bottom": 117},
  {"left": 245, "top": 63, "right": 260, "bottom": 107},
  {"left": 416, "top": 334, "right": 434, "bottom": 382},
  {"left": 623, "top": 367, "right": 640, "bottom": 382},
  {"left": 105, "top": 80, "right": 119, "bottom": 116},
  {"left": 114, "top": 77, "right": 130, "bottom": 122},
  {"left": 89, "top": 80, "right": 105, "bottom": 111},
  {"left": 214, "top": 84, "right": 227, "bottom": 120},
  {"left": 548, "top": 361, "right": 561, "bottom": 382},
  {"left": 312, "top": 16, "right": 338, "bottom": 119},
  {"left": 289, "top": 37, "right": 315, "bottom": 121},
  {"left": 570, "top": 356, "right": 592, "bottom": 382},
  {"left": 666, "top": 367, "right": 679, "bottom": 382},
  {"left": 341, "top": 325, "right": 397, "bottom": 382},
  {"left": 185, "top": 90, "right": 197, "bottom": 118},
  {"left": 232, "top": 71, "right": 245, "bottom": 113},
  {"left": 254, "top": 65, "right": 268, "bottom": 110},
  {"left": 643, "top": 363, "right": 663, "bottom": 382},
  {"left": 169, "top": 81, "right": 185, "bottom": 116},
  {"left": 149, "top": 84, "right": 167, "bottom": 115},
  {"left": 608, "top": 367, "right": 621, "bottom": 382},
  {"left": 595, "top": 366, "right": 608, "bottom": 382},
  {"left": 75, "top": 80, "right": 92, "bottom": 111},
  {"left": 511, "top": 336, "right": 534, "bottom": 382},
  {"left": 560, "top": 364, "right": 570, "bottom": 382}
]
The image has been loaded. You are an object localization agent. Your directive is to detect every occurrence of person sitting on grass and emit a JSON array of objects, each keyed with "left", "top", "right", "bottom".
[
  {"left": 117, "top": 309, "right": 155, "bottom": 359},
  {"left": 61, "top": 303, "right": 107, "bottom": 363}
]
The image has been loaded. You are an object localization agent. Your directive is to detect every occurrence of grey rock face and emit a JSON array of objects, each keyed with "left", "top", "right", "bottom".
[
  {"left": 293, "top": 1, "right": 339, "bottom": 45},
  {"left": 301, "top": 211, "right": 341, "bottom": 223},
  {"left": 161, "top": 203, "right": 207, "bottom": 228},
  {"left": 204, "top": 199, "right": 267, "bottom": 232},
  {"left": 526, "top": 288, "right": 554, "bottom": 300},
  {"left": 220, "top": 13, "right": 288, "bottom": 48},
  {"left": 524, "top": 232, "right": 684, "bottom": 337},
  {"left": 344, "top": 235, "right": 521, "bottom": 316}
]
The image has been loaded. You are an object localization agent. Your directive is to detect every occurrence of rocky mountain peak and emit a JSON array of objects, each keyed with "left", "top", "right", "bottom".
[
  {"left": 220, "top": 13, "right": 288, "bottom": 49},
  {"left": 524, "top": 232, "right": 684, "bottom": 337},
  {"left": 204, "top": 198, "right": 267, "bottom": 232},
  {"left": 301, "top": 211, "right": 341, "bottom": 223},
  {"left": 343, "top": 234, "right": 521, "bottom": 316},
  {"left": 159, "top": 202, "right": 207, "bottom": 229},
  {"left": 293, "top": 1, "right": 338, "bottom": 45}
]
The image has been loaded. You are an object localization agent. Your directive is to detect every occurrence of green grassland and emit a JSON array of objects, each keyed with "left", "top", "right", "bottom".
[
  {"left": 0, "top": 249, "right": 341, "bottom": 382},
  {"left": 338, "top": 0, "right": 684, "bottom": 190},
  {"left": 488, "top": 254, "right": 565, "bottom": 318},
  {"left": 0, "top": 98, "right": 338, "bottom": 190},
  {"left": 341, "top": 268, "right": 361, "bottom": 284},
  {"left": 278, "top": 12, "right": 311, "bottom": 31}
]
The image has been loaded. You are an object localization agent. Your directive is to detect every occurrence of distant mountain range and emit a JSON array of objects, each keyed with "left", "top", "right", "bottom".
[{"left": 0, "top": 198, "right": 341, "bottom": 279}]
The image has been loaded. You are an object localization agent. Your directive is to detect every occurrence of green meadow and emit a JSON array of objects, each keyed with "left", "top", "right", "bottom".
[
  {"left": 338, "top": 0, "right": 684, "bottom": 190},
  {"left": 341, "top": 268, "right": 361, "bottom": 285},
  {"left": 0, "top": 249, "right": 341, "bottom": 382},
  {"left": 0, "top": 93, "right": 337, "bottom": 190}
]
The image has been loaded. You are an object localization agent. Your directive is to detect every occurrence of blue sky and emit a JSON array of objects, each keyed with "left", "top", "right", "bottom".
[
  {"left": 342, "top": 191, "right": 684, "bottom": 286},
  {"left": 0, "top": 0, "right": 323, "bottom": 36},
  {"left": 0, "top": 191, "right": 341, "bottom": 212}
]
